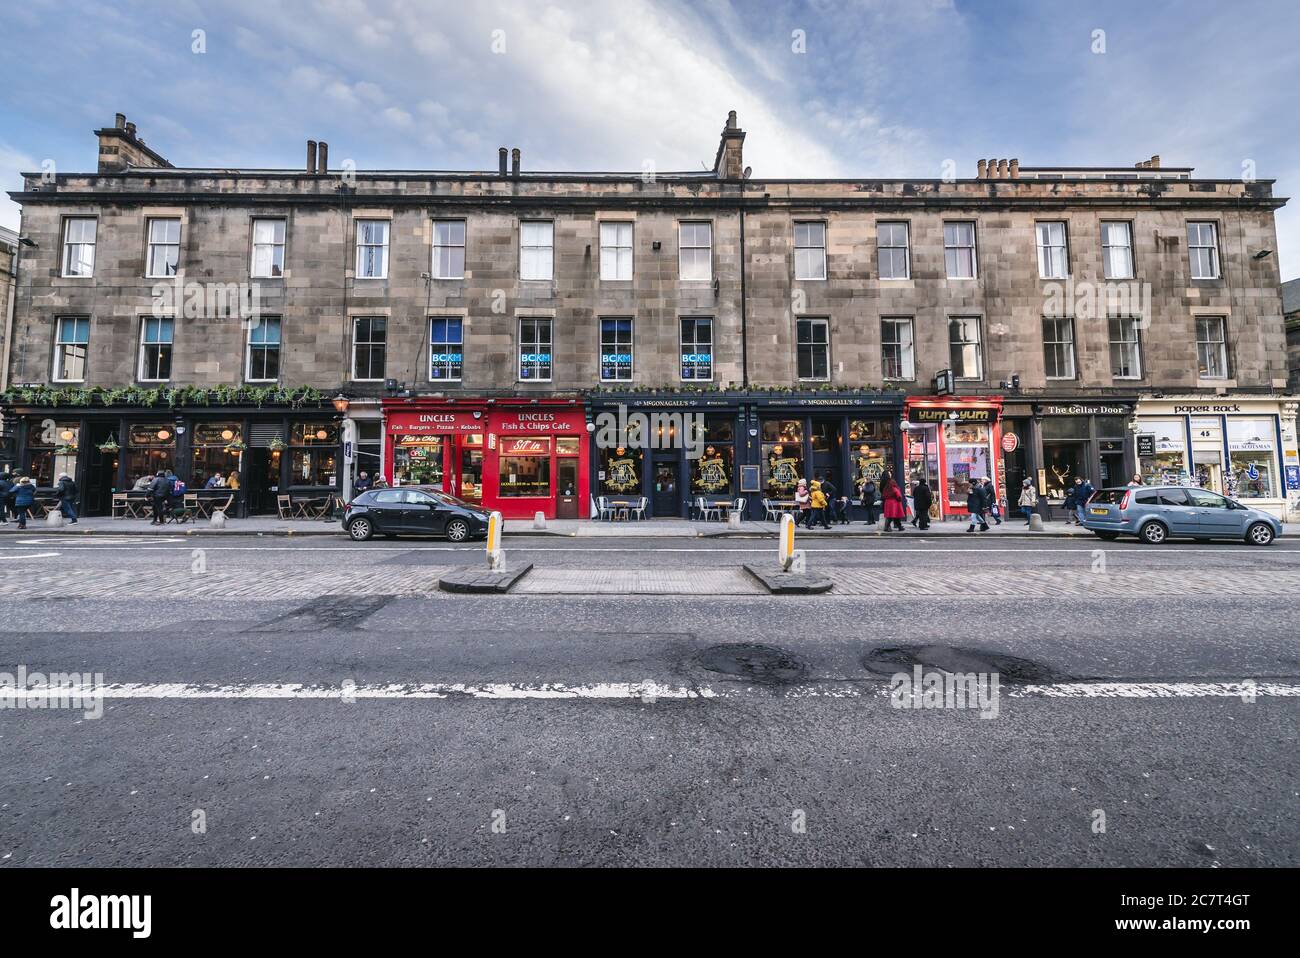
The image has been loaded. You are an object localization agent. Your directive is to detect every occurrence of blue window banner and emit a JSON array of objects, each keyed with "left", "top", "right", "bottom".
[
  {"left": 430, "top": 317, "right": 463, "bottom": 380},
  {"left": 681, "top": 350, "right": 713, "bottom": 380},
  {"left": 679, "top": 317, "right": 713, "bottom": 381},
  {"left": 600, "top": 318, "right": 633, "bottom": 381}
]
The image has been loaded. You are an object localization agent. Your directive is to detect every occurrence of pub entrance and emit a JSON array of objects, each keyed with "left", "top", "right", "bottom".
[{"left": 651, "top": 456, "right": 679, "bottom": 517}]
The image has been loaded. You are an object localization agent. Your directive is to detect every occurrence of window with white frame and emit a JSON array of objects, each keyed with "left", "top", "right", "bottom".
[
  {"left": 680, "top": 317, "right": 713, "bottom": 381},
  {"left": 679, "top": 222, "right": 712, "bottom": 281},
  {"left": 1108, "top": 316, "right": 1142, "bottom": 379},
  {"left": 61, "top": 217, "right": 97, "bottom": 277},
  {"left": 796, "top": 318, "right": 829, "bottom": 380},
  {"left": 520, "top": 221, "right": 554, "bottom": 281},
  {"left": 138, "top": 316, "right": 174, "bottom": 381},
  {"left": 429, "top": 317, "right": 463, "bottom": 381},
  {"left": 794, "top": 222, "right": 827, "bottom": 280},
  {"left": 352, "top": 316, "right": 387, "bottom": 380},
  {"left": 943, "top": 222, "right": 977, "bottom": 278},
  {"left": 1042, "top": 316, "right": 1076, "bottom": 379},
  {"left": 246, "top": 316, "right": 281, "bottom": 382},
  {"left": 599, "top": 318, "right": 633, "bottom": 381},
  {"left": 1036, "top": 222, "right": 1069, "bottom": 279},
  {"left": 1101, "top": 221, "right": 1134, "bottom": 279},
  {"left": 599, "top": 222, "right": 633, "bottom": 281},
  {"left": 1195, "top": 315, "right": 1228, "bottom": 378},
  {"left": 948, "top": 316, "right": 983, "bottom": 379},
  {"left": 146, "top": 218, "right": 181, "bottom": 278},
  {"left": 518, "top": 317, "right": 552, "bottom": 381},
  {"left": 250, "top": 218, "right": 286, "bottom": 278},
  {"left": 53, "top": 316, "right": 90, "bottom": 382},
  {"left": 1187, "top": 221, "right": 1220, "bottom": 279},
  {"left": 877, "top": 222, "right": 910, "bottom": 280},
  {"left": 881, "top": 317, "right": 914, "bottom": 380},
  {"left": 355, "top": 220, "right": 390, "bottom": 279},
  {"left": 432, "top": 220, "right": 465, "bottom": 279}
]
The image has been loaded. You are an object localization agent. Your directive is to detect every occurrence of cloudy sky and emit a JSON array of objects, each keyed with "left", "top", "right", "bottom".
[{"left": 2, "top": 0, "right": 1298, "bottom": 277}]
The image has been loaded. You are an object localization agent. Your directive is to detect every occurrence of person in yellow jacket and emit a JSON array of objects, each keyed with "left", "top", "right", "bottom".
[{"left": 809, "top": 480, "right": 831, "bottom": 530}]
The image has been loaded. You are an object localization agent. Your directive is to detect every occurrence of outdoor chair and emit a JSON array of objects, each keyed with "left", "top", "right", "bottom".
[
  {"left": 631, "top": 497, "right": 647, "bottom": 520},
  {"left": 732, "top": 497, "right": 746, "bottom": 520},
  {"left": 596, "top": 496, "right": 612, "bottom": 521},
  {"left": 276, "top": 494, "right": 294, "bottom": 520},
  {"left": 762, "top": 498, "right": 779, "bottom": 522},
  {"left": 696, "top": 497, "right": 721, "bottom": 522},
  {"left": 111, "top": 493, "right": 129, "bottom": 519}
]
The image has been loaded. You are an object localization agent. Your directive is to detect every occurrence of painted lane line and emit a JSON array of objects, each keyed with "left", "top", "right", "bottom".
[
  {"left": 0, "top": 553, "right": 60, "bottom": 560},
  {"left": 2, "top": 680, "right": 1297, "bottom": 704}
]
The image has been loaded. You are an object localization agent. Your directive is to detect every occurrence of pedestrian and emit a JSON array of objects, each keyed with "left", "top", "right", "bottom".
[
  {"left": 858, "top": 476, "right": 879, "bottom": 526},
  {"left": 1062, "top": 481, "right": 1078, "bottom": 525},
  {"left": 821, "top": 471, "right": 847, "bottom": 525},
  {"left": 793, "top": 480, "right": 811, "bottom": 528},
  {"left": 881, "top": 471, "right": 906, "bottom": 532},
  {"left": 810, "top": 479, "right": 831, "bottom": 529},
  {"left": 911, "top": 476, "right": 933, "bottom": 530},
  {"left": 11, "top": 476, "right": 36, "bottom": 530},
  {"left": 55, "top": 471, "right": 79, "bottom": 523},
  {"left": 149, "top": 470, "right": 171, "bottom": 524},
  {"left": 1018, "top": 478, "right": 1038, "bottom": 524},
  {"left": 1127, "top": 473, "right": 1143, "bottom": 487},
  {"left": 0, "top": 471, "right": 11, "bottom": 524},
  {"left": 354, "top": 471, "right": 373, "bottom": 493},
  {"left": 1073, "top": 476, "right": 1095, "bottom": 526},
  {"left": 966, "top": 479, "right": 989, "bottom": 532},
  {"left": 983, "top": 478, "right": 1002, "bottom": 525}
]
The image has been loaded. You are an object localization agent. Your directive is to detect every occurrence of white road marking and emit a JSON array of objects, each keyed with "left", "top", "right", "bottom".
[
  {"left": 2, "top": 680, "right": 1296, "bottom": 704},
  {"left": 2, "top": 544, "right": 1297, "bottom": 556},
  {"left": 0, "top": 552, "right": 60, "bottom": 560},
  {"left": 12, "top": 537, "right": 185, "bottom": 546}
]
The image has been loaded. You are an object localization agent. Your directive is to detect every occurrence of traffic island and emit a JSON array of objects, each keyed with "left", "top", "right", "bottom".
[
  {"left": 742, "top": 564, "right": 833, "bottom": 594},
  {"left": 438, "top": 564, "right": 533, "bottom": 594}
]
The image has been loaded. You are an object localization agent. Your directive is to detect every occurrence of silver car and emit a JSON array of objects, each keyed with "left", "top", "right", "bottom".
[{"left": 1081, "top": 485, "right": 1283, "bottom": 546}]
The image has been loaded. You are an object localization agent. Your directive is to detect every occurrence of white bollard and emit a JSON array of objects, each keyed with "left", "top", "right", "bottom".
[
  {"left": 726, "top": 510, "right": 742, "bottom": 528},
  {"left": 778, "top": 513, "right": 806, "bottom": 573},
  {"left": 209, "top": 510, "right": 228, "bottom": 529},
  {"left": 533, "top": 510, "right": 547, "bottom": 531},
  {"left": 45, "top": 509, "right": 65, "bottom": 527},
  {"left": 486, "top": 510, "right": 506, "bottom": 572}
]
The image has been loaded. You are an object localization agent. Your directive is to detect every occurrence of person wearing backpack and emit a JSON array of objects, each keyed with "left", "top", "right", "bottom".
[
  {"left": 11, "top": 477, "right": 36, "bottom": 530},
  {"left": 55, "top": 471, "right": 79, "bottom": 523}
]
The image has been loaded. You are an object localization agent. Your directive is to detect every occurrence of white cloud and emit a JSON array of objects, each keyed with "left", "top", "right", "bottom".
[{"left": 0, "top": 144, "right": 39, "bottom": 231}]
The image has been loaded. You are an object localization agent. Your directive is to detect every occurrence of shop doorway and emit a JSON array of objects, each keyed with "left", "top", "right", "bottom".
[
  {"left": 453, "top": 436, "right": 484, "bottom": 504},
  {"left": 84, "top": 422, "right": 120, "bottom": 516},
  {"left": 652, "top": 457, "right": 679, "bottom": 517},
  {"left": 246, "top": 447, "right": 281, "bottom": 515},
  {"left": 556, "top": 458, "right": 579, "bottom": 518}
]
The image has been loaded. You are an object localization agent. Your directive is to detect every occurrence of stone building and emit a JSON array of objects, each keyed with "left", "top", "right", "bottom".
[{"left": 2, "top": 111, "right": 1296, "bottom": 520}]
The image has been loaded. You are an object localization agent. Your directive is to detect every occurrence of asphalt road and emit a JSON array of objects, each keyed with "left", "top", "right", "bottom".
[{"left": 0, "top": 534, "right": 1297, "bottom": 866}]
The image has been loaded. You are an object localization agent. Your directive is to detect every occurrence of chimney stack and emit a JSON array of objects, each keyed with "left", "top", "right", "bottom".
[
  {"left": 318, "top": 141, "right": 329, "bottom": 174},
  {"left": 977, "top": 159, "right": 988, "bottom": 179},
  {"left": 95, "top": 113, "right": 172, "bottom": 173},
  {"left": 1149, "top": 154, "right": 1160, "bottom": 169},
  {"left": 114, "top": 113, "right": 126, "bottom": 130},
  {"left": 511, "top": 148, "right": 521, "bottom": 177},
  {"left": 307, "top": 140, "right": 318, "bottom": 174},
  {"left": 499, "top": 147, "right": 508, "bottom": 176},
  {"left": 713, "top": 110, "right": 746, "bottom": 180}
]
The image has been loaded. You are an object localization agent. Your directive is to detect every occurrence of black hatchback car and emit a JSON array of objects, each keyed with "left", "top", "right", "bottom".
[{"left": 342, "top": 487, "right": 491, "bottom": 542}]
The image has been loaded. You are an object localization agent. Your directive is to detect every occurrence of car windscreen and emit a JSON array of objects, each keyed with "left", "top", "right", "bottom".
[{"left": 1090, "top": 489, "right": 1127, "bottom": 505}]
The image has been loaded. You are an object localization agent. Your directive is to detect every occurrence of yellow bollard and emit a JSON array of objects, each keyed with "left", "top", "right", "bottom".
[
  {"left": 779, "top": 512, "right": 805, "bottom": 573},
  {"left": 486, "top": 510, "right": 505, "bottom": 571}
]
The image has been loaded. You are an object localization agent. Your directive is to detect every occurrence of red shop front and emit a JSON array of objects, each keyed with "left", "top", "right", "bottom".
[
  {"left": 382, "top": 398, "right": 588, "bottom": 520},
  {"left": 903, "top": 397, "right": 1005, "bottom": 520}
]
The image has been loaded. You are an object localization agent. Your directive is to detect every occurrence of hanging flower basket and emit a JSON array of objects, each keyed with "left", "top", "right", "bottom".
[
  {"left": 267, "top": 437, "right": 287, "bottom": 452},
  {"left": 54, "top": 444, "right": 77, "bottom": 456},
  {"left": 224, "top": 439, "right": 248, "bottom": 453},
  {"left": 97, "top": 438, "right": 120, "bottom": 453}
]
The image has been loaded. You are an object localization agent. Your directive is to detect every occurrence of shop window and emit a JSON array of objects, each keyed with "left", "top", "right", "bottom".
[
  {"left": 762, "top": 420, "right": 805, "bottom": 497},
  {"left": 600, "top": 318, "right": 633, "bottom": 382},
  {"left": 192, "top": 422, "right": 243, "bottom": 488},
  {"left": 943, "top": 421, "right": 991, "bottom": 508},
  {"left": 556, "top": 437, "right": 580, "bottom": 456},
  {"left": 25, "top": 419, "right": 80, "bottom": 487},
  {"left": 1138, "top": 418, "right": 1188, "bottom": 486},
  {"left": 125, "top": 422, "right": 177, "bottom": 484},
  {"left": 691, "top": 444, "right": 733, "bottom": 495},
  {"left": 680, "top": 318, "right": 713, "bottom": 381},
  {"left": 853, "top": 441, "right": 893, "bottom": 489},
  {"left": 499, "top": 437, "right": 551, "bottom": 497},
  {"left": 1227, "top": 417, "right": 1276, "bottom": 499},
  {"left": 353, "top": 420, "right": 383, "bottom": 486},
  {"left": 289, "top": 422, "right": 338, "bottom": 486},
  {"left": 429, "top": 317, "right": 463, "bottom": 382},
  {"left": 394, "top": 436, "right": 444, "bottom": 486},
  {"left": 810, "top": 421, "right": 839, "bottom": 453},
  {"left": 518, "top": 317, "right": 553, "bottom": 381},
  {"left": 600, "top": 445, "right": 642, "bottom": 495},
  {"left": 847, "top": 419, "right": 892, "bottom": 443}
]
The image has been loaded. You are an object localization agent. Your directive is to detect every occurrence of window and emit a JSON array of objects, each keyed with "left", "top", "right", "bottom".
[
  {"left": 146, "top": 218, "right": 181, "bottom": 277},
  {"left": 1042, "top": 317, "right": 1076, "bottom": 379},
  {"left": 138, "top": 317, "right": 174, "bottom": 381},
  {"left": 877, "top": 222, "right": 910, "bottom": 280},
  {"left": 881, "top": 317, "right": 914, "bottom": 380},
  {"left": 599, "top": 222, "right": 633, "bottom": 281},
  {"left": 1108, "top": 316, "right": 1142, "bottom": 379},
  {"left": 1195, "top": 316, "right": 1228, "bottom": 378},
  {"left": 599, "top": 318, "right": 633, "bottom": 382},
  {"left": 289, "top": 421, "right": 338, "bottom": 487},
  {"left": 796, "top": 318, "right": 829, "bottom": 380},
  {"left": 1187, "top": 222, "right": 1220, "bottom": 279},
  {"left": 432, "top": 220, "right": 465, "bottom": 279},
  {"left": 520, "top": 221, "right": 553, "bottom": 281},
  {"left": 251, "top": 218, "right": 286, "bottom": 277},
  {"left": 518, "top": 317, "right": 552, "bottom": 381},
  {"left": 680, "top": 317, "right": 713, "bottom": 381},
  {"left": 355, "top": 220, "right": 389, "bottom": 279},
  {"left": 52, "top": 317, "right": 90, "bottom": 382},
  {"left": 1101, "top": 221, "right": 1134, "bottom": 279},
  {"left": 948, "top": 316, "right": 983, "bottom": 379},
  {"left": 62, "top": 217, "right": 97, "bottom": 277},
  {"left": 679, "top": 222, "right": 712, "bottom": 281},
  {"left": 943, "top": 222, "right": 977, "bottom": 278},
  {"left": 429, "top": 317, "right": 463, "bottom": 382},
  {"left": 498, "top": 437, "right": 551, "bottom": 497},
  {"left": 246, "top": 316, "right": 281, "bottom": 382},
  {"left": 794, "top": 222, "right": 826, "bottom": 280},
  {"left": 352, "top": 316, "right": 387, "bottom": 381},
  {"left": 1035, "top": 222, "right": 1069, "bottom": 279}
]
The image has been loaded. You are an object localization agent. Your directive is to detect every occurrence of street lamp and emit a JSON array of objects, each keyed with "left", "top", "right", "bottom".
[{"left": 332, "top": 393, "right": 350, "bottom": 415}]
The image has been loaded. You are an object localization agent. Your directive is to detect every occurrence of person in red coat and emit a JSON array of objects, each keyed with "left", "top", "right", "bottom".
[{"left": 880, "top": 472, "right": 906, "bottom": 532}]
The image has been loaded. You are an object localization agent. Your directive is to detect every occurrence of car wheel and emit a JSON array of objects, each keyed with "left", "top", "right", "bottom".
[
  {"left": 1246, "top": 522, "right": 1275, "bottom": 546},
  {"left": 1094, "top": 531, "right": 1119, "bottom": 541},
  {"left": 445, "top": 518, "right": 470, "bottom": 543},
  {"left": 1138, "top": 520, "right": 1167, "bottom": 545},
  {"left": 347, "top": 517, "right": 374, "bottom": 541}
]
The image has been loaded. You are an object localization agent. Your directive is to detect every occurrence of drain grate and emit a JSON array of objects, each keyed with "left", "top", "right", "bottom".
[
  {"left": 695, "top": 643, "right": 808, "bottom": 686},
  {"left": 861, "top": 645, "right": 1073, "bottom": 685}
]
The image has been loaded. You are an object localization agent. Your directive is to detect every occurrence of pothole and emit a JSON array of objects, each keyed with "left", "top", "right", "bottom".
[
  {"left": 695, "top": 643, "right": 807, "bottom": 686},
  {"left": 861, "top": 645, "right": 1072, "bottom": 685}
]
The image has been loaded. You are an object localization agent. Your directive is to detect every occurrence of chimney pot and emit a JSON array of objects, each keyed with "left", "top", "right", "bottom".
[
  {"left": 307, "top": 140, "right": 318, "bottom": 173},
  {"left": 727, "top": 110, "right": 738, "bottom": 130},
  {"left": 1150, "top": 154, "right": 1160, "bottom": 169},
  {"left": 115, "top": 113, "right": 126, "bottom": 130},
  {"left": 318, "top": 141, "right": 329, "bottom": 174},
  {"left": 125, "top": 121, "right": 137, "bottom": 137},
  {"left": 997, "top": 159, "right": 1009, "bottom": 178},
  {"left": 977, "top": 159, "right": 988, "bottom": 179},
  {"left": 499, "top": 147, "right": 508, "bottom": 176},
  {"left": 511, "top": 147, "right": 521, "bottom": 176},
  {"left": 1009, "top": 158, "right": 1019, "bottom": 178}
]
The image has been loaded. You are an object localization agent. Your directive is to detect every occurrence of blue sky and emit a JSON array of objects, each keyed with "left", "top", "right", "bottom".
[{"left": 2, "top": 0, "right": 1298, "bottom": 277}]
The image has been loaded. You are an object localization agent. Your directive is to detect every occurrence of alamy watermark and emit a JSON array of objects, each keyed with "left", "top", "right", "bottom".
[
  {"left": 889, "top": 666, "right": 1000, "bottom": 719},
  {"left": 592, "top": 404, "right": 705, "bottom": 459},
  {"left": 151, "top": 276, "right": 262, "bottom": 320},
  {"left": 0, "top": 666, "right": 105, "bottom": 719},
  {"left": 1043, "top": 277, "right": 1151, "bottom": 325}
]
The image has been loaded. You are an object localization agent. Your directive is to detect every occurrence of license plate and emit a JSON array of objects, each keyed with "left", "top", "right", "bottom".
[{"left": 1090, "top": 507, "right": 1108, "bottom": 515}]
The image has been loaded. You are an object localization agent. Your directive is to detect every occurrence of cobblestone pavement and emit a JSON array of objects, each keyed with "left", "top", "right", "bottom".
[
  {"left": 514, "top": 569, "right": 764, "bottom": 594},
  {"left": 0, "top": 566, "right": 451, "bottom": 599}
]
